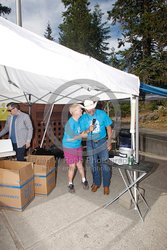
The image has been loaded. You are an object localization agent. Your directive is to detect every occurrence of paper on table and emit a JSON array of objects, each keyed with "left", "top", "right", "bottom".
[
  {"left": 0, "top": 139, "right": 14, "bottom": 153},
  {"left": 109, "top": 156, "right": 128, "bottom": 165}
]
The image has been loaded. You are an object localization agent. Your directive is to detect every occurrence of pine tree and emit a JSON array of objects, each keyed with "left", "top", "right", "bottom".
[
  {"left": 90, "top": 4, "right": 110, "bottom": 64},
  {"left": 44, "top": 22, "right": 54, "bottom": 41},
  {"left": 0, "top": 3, "right": 11, "bottom": 16},
  {"left": 59, "top": 0, "right": 110, "bottom": 63},
  {"left": 59, "top": 0, "right": 92, "bottom": 54},
  {"left": 108, "top": 0, "right": 167, "bottom": 87}
]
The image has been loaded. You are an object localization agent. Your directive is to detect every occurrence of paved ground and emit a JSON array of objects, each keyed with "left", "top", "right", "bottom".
[{"left": 1, "top": 154, "right": 167, "bottom": 250}]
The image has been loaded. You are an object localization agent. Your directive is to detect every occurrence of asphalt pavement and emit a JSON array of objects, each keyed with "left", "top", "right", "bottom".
[{"left": 1, "top": 153, "right": 167, "bottom": 250}]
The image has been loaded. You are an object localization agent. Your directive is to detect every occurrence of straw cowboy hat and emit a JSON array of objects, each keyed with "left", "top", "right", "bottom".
[{"left": 81, "top": 100, "right": 97, "bottom": 110}]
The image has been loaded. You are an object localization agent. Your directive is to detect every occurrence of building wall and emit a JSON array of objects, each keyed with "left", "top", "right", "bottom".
[{"left": 0, "top": 103, "right": 66, "bottom": 149}]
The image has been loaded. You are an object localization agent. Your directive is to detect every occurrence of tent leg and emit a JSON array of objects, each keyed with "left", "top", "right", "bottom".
[
  {"left": 40, "top": 103, "right": 54, "bottom": 148},
  {"left": 130, "top": 96, "right": 139, "bottom": 209},
  {"left": 136, "top": 96, "right": 139, "bottom": 163},
  {"left": 133, "top": 96, "right": 139, "bottom": 210}
]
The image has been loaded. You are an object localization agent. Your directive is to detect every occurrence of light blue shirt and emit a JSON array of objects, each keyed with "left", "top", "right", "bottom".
[
  {"left": 62, "top": 117, "right": 82, "bottom": 148},
  {"left": 79, "top": 109, "right": 112, "bottom": 141}
]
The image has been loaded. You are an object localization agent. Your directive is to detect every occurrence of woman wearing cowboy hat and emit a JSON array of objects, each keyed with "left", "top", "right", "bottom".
[{"left": 62, "top": 103, "right": 93, "bottom": 193}]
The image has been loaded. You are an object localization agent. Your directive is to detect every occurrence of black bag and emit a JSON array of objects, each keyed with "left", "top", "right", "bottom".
[{"left": 32, "top": 145, "right": 64, "bottom": 159}]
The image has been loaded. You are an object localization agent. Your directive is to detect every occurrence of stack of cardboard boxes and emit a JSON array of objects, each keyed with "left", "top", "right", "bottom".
[
  {"left": 27, "top": 155, "right": 56, "bottom": 196},
  {"left": 0, "top": 155, "right": 56, "bottom": 211},
  {"left": 0, "top": 160, "right": 34, "bottom": 211}
]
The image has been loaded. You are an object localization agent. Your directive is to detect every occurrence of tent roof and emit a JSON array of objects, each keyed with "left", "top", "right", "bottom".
[
  {"left": 140, "top": 83, "right": 167, "bottom": 97},
  {"left": 0, "top": 17, "right": 140, "bottom": 104}
]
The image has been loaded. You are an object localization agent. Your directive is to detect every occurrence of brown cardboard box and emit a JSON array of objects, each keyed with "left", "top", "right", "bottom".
[
  {"left": 0, "top": 160, "right": 34, "bottom": 211},
  {"left": 27, "top": 155, "right": 56, "bottom": 195}
]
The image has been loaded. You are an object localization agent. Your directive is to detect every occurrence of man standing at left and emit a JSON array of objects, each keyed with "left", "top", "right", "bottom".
[{"left": 0, "top": 102, "right": 33, "bottom": 161}]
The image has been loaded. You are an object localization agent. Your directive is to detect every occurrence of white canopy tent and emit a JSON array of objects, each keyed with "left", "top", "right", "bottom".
[
  {"left": 0, "top": 17, "right": 139, "bottom": 101},
  {"left": 0, "top": 17, "right": 140, "bottom": 162}
]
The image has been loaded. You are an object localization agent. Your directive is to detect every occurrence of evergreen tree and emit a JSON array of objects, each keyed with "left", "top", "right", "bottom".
[
  {"left": 91, "top": 4, "right": 110, "bottom": 64},
  {"left": 0, "top": 3, "right": 11, "bottom": 16},
  {"left": 59, "top": 0, "right": 92, "bottom": 54},
  {"left": 44, "top": 22, "right": 54, "bottom": 41},
  {"left": 108, "top": 0, "right": 167, "bottom": 87},
  {"left": 59, "top": 0, "right": 110, "bottom": 63}
]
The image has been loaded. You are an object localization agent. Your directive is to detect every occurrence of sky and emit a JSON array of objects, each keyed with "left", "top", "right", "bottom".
[{"left": 0, "top": 0, "right": 122, "bottom": 52}]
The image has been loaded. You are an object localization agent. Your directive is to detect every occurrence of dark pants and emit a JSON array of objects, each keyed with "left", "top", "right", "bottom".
[{"left": 13, "top": 143, "right": 26, "bottom": 161}]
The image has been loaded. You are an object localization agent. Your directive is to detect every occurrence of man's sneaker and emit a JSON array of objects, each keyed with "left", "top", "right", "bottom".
[
  {"left": 82, "top": 180, "right": 89, "bottom": 190},
  {"left": 68, "top": 184, "right": 75, "bottom": 193}
]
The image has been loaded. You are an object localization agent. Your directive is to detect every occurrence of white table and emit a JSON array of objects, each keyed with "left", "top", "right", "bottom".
[{"left": 0, "top": 139, "right": 16, "bottom": 158}]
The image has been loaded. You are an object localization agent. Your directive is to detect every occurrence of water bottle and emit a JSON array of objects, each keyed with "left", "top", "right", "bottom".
[{"left": 128, "top": 154, "right": 134, "bottom": 166}]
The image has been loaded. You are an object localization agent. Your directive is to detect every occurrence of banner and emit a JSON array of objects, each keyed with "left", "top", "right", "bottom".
[{"left": 0, "top": 103, "right": 8, "bottom": 121}]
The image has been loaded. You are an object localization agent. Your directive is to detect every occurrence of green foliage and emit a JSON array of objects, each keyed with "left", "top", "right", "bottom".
[
  {"left": 44, "top": 22, "right": 54, "bottom": 41},
  {"left": 59, "top": 0, "right": 93, "bottom": 53},
  {"left": 90, "top": 4, "right": 111, "bottom": 63},
  {"left": 59, "top": 0, "right": 110, "bottom": 63},
  {"left": 159, "top": 100, "right": 167, "bottom": 107},
  {"left": 148, "top": 101, "right": 159, "bottom": 111},
  {"left": 159, "top": 107, "right": 167, "bottom": 116},
  {"left": 108, "top": 0, "right": 167, "bottom": 87},
  {"left": 139, "top": 100, "right": 167, "bottom": 112},
  {"left": 120, "top": 102, "right": 131, "bottom": 117}
]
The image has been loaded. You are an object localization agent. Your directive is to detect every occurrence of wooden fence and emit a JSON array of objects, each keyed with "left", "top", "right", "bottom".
[{"left": 0, "top": 103, "right": 66, "bottom": 149}]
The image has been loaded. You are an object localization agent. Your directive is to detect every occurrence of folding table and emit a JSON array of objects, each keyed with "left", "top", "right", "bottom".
[{"left": 104, "top": 159, "right": 153, "bottom": 221}]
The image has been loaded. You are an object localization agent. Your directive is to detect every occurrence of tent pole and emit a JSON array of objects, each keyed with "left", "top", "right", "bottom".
[
  {"left": 40, "top": 103, "right": 54, "bottom": 148},
  {"left": 130, "top": 96, "right": 138, "bottom": 209},
  {"left": 133, "top": 96, "right": 140, "bottom": 210},
  {"left": 16, "top": 0, "right": 22, "bottom": 27},
  {"left": 130, "top": 96, "right": 136, "bottom": 153},
  {"left": 133, "top": 96, "right": 139, "bottom": 210},
  {"left": 28, "top": 94, "right": 31, "bottom": 115},
  {"left": 136, "top": 96, "right": 139, "bottom": 163},
  {"left": 106, "top": 102, "right": 110, "bottom": 116}
]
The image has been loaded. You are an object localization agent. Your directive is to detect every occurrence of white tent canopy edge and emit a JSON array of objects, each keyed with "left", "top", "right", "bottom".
[
  {"left": 0, "top": 17, "right": 140, "bottom": 163},
  {"left": 0, "top": 16, "right": 140, "bottom": 104}
]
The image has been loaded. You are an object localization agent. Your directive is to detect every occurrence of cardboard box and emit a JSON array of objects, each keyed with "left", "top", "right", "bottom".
[
  {"left": 0, "top": 160, "right": 34, "bottom": 211},
  {"left": 27, "top": 155, "right": 56, "bottom": 195}
]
